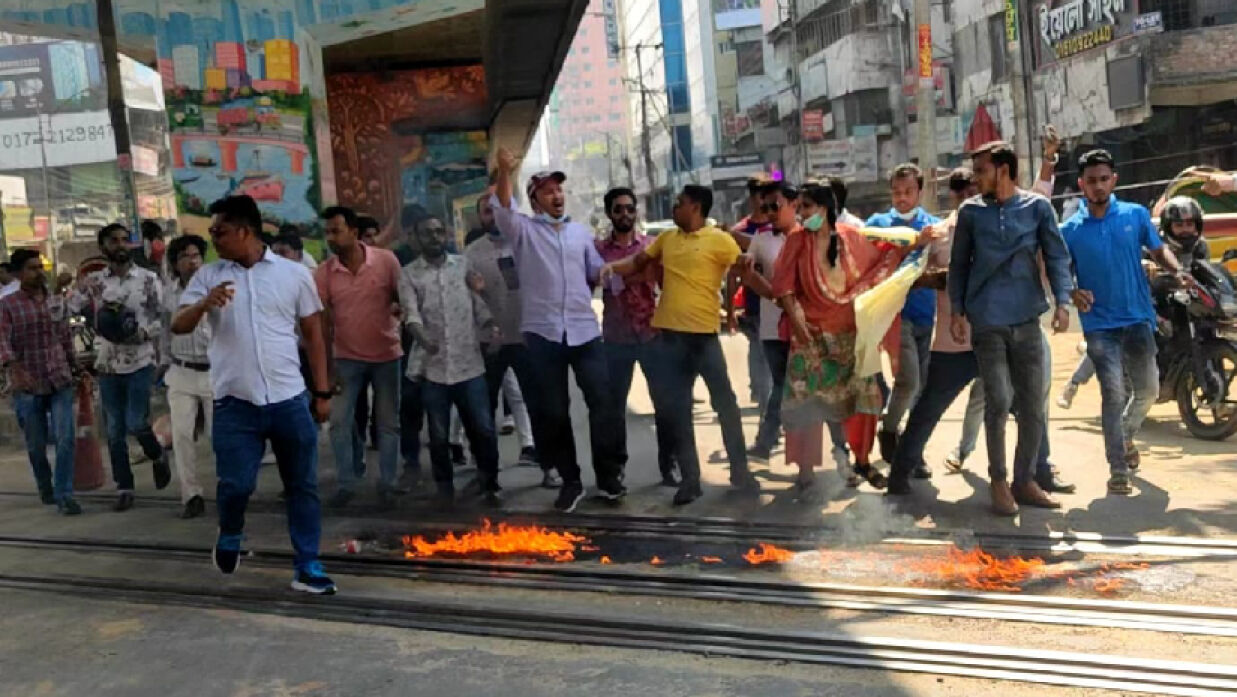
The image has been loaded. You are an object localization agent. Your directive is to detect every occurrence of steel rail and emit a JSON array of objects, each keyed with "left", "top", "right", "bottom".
[
  {"left": 2, "top": 490, "right": 1234, "bottom": 557},
  {"left": 1, "top": 568, "right": 1235, "bottom": 696},
  {"left": 2, "top": 534, "right": 1236, "bottom": 638}
]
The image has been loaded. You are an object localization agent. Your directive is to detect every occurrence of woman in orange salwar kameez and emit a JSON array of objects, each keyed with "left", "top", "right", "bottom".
[{"left": 772, "top": 185, "right": 932, "bottom": 497}]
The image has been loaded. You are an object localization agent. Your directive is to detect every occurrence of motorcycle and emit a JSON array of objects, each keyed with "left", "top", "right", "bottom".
[{"left": 1151, "top": 255, "right": 1237, "bottom": 440}]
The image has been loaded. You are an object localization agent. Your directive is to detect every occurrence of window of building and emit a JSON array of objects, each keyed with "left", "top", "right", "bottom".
[
  {"left": 610, "top": 113, "right": 621, "bottom": 121},
  {"left": 609, "top": 77, "right": 617, "bottom": 86},
  {"left": 582, "top": 46, "right": 590, "bottom": 54},
  {"left": 587, "top": 97, "right": 594, "bottom": 105},
  {"left": 584, "top": 63, "right": 592, "bottom": 71},
  {"left": 987, "top": 13, "right": 1007, "bottom": 82},
  {"left": 584, "top": 80, "right": 592, "bottom": 88},
  {"left": 736, "top": 41, "right": 763, "bottom": 78}
]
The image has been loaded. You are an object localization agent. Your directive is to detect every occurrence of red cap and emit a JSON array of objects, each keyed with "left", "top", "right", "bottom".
[{"left": 526, "top": 171, "right": 567, "bottom": 202}]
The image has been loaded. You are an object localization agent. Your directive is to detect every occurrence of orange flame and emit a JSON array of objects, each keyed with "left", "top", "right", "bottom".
[
  {"left": 650, "top": 556, "right": 664, "bottom": 566},
  {"left": 401, "top": 519, "right": 588, "bottom": 562},
  {"left": 743, "top": 543, "right": 796, "bottom": 565},
  {"left": 600, "top": 556, "right": 612, "bottom": 565},
  {"left": 910, "top": 546, "right": 1045, "bottom": 592},
  {"left": 700, "top": 556, "right": 723, "bottom": 564},
  {"left": 1093, "top": 577, "right": 1125, "bottom": 594}
]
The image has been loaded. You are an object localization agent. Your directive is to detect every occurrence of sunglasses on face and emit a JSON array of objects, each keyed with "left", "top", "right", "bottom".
[{"left": 611, "top": 204, "right": 636, "bottom": 215}]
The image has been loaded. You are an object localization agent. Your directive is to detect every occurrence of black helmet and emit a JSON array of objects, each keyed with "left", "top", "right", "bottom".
[
  {"left": 1159, "top": 196, "right": 1204, "bottom": 252},
  {"left": 95, "top": 301, "right": 141, "bottom": 345}
]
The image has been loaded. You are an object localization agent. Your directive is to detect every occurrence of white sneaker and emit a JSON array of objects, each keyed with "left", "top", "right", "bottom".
[{"left": 1057, "top": 382, "right": 1079, "bottom": 409}]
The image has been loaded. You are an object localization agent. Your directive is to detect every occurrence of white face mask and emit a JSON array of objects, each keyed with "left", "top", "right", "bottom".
[
  {"left": 895, "top": 208, "right": 917, "bottom": 222},
  {"left": 535, "top": 212, "right": 570, "bottom": 225}
]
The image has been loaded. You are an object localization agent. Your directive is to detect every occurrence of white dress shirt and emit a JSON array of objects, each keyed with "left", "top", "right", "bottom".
[{"left": 180, "top": 249, "right": 323, "bottom": 405}]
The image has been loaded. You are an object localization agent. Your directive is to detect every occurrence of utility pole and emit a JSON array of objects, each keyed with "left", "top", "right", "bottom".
[
  {"left": 1006, "top": 0, "right": 1033, "bottom": 188},
  {"left": 97, "top": 0, "right": 141, "bottom": 238},
  {"left": 634, "top": 44, "right": 660, "bottom": 219},
  {"left": 788, "top": 0, "right": 807, "bottom": 182},
  {"left": 913, "top": 0, "right": 938, "bottom": 209}
]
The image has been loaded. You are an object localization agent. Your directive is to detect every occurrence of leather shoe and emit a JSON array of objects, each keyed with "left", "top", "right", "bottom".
[
  {"left": 672, "top": 484, "right": 703, "bottom": 506},
  {"left": 912, "top": 463, "right": 932, "bottom": 479},
  {"left": 180, "top": 495, "right": 206, "bottom": 519},
  {"left": 1034, "top": 466, "right": 1076, "bottom": 494},
  {"left": 989, "top": 480, "right": 1018, "bottom": 516},
  {"left": 885, "top": 477, "right": 912, "bottom": 496},
  {"left": 114, "top": 491, "right": 135, "bottom": 512},
  {"left": 1013, "top": 480, "right": 1061, "bottom": 509}
]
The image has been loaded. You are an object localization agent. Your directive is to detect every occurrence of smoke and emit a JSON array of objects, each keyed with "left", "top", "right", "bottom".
[{"left": 828, "top": 493, "right": 923, "bottom": 546}]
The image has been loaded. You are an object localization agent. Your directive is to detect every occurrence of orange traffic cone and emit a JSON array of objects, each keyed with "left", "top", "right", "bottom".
[{"left": 73, "top": 375, "right": 105, "bottom": 491}]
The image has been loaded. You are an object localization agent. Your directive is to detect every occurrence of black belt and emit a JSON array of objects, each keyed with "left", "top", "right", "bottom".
[{"left": 172, "top": 358, "right": 210, "bottom": 372}]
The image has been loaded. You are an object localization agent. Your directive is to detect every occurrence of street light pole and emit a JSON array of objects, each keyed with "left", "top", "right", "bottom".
[
  {"left": 913, "top": 0, "right": 939, "bottom": 209},
  {"left": 97, "top": 0, "right": 141, "bottom": 238}
]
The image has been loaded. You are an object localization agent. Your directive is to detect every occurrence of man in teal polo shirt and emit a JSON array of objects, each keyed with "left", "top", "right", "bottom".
[
  {"left": 1062, "top": 149, "right": 1184, "bottom": 496},
  {"left": 866, "top": 163, "right": 940, "bottom": 474}
]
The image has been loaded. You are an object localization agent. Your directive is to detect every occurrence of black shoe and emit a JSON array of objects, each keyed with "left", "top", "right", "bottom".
[
  {"left": 553, "top": 482, "right": 585, "bottom": 513},
  {"left": 180, "top": 495, "right": 206, "bottom": 519},
  {"left": 673, "top": 483, "right": 703, "bottom": 506},
  {"left": 38, "top": 488, "right": 56, "bottom": 505},
  {"left": 518, "top": 447, "right": 539, "bottom": 467},
  {"left": 1035, "top": 466, "right": 1076, "bottom": 494},
  {"left": 291, "top": 562, "right": 337, "bottom": 595},
  {"left": 877, "top": 429, "right": 898, "bottom": 465},
  {"left": 1107, "top": 474, "right": 1133, "bottom": 496},
  {"left": 212, "top": 532, "right": 242, "bottom": 574},
  {"left": 377, "top": 489, "right": 397, "bottom": 509},
  {"left": 153, "top": 451, "right": 172, "bottom": 490},
  {"left": 113, "top": 492, "right": 135, "bottom": 512},
  {"left": 433, "top": 487, "right": 456, "bottom": 511},
  {"left": 597, "top": 483, "right": 627, "bottom": 503},
  {"left": 885, "top": 477, "right": 913, "bottom": 496},
  {"left": 746, "top": 446, "right": 771, "bottom": 464},
  {"left": 912, "top": 463, "right": 933, "bottom": 479},
  {"left": 328, "top": 489, "right": 355, "bottom": 509},
  {"left": 481, "top": 490, "right": 502, "bottom": 508},
  {"left": 660, "top": 471, "right": 681, "bottom": 487},
  {"left": 541, "top": 469, "right": 562, "bottom": 489},
  {"left": 58, "top": 497, "right": 83, "bottom": 515},
  {"left": 730, "top": 474, "right": 761, "bottom": 497},
  {"left": 450, "top": 444, "right": 467, "bottom": 467}
]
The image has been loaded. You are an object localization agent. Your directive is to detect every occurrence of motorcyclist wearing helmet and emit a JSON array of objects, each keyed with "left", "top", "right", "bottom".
[{"left": 1158, "top": 195, "right": 1211, "bottom": 267}]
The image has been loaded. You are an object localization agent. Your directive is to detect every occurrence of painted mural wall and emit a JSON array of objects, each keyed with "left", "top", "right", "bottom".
[{"left": 326, "top": 66, "right": 489, "bottom": 233}]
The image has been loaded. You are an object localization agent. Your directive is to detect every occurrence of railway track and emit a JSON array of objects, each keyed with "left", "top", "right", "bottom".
[
  {"left": 3, "top": 489, "right": 1235, "bottom": 558},
  {"left": 0, "top": 560, "right": 1234, "bottom": 696},
  {"left": 2, "top": 533, "right": 1235, "bottom": 638}
]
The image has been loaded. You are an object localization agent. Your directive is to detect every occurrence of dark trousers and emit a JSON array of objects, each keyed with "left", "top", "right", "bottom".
[
  {"left": 422, "top": 375, "right": 499, "bottom": 492},
  {"left": 654, "top": 330, "right": 749, "bottom": 487},
  {"left": 483, "top": 342, "right": 547, "bottom": 469},
  {"left": 754, "top": 339, "right": 789, "bottom": 452},
  {"left": 973, "top": 320, "right": 1046, "bottom": 485},
  {"left": 891, "top": 351, "right": 978, "bottom": 480},
  {"left": 522, "top": 333, "right": 622, "bottom": 488},
  {"left": 401, "top": 373, "right": 424, "bottom": 474},
  {"left": 98, "top": 365, "right": 163, "bottom": 491},
  {"left": 213, "top": 393, "right": 321, "bottom": 570},
  {"left": 603, "top": 340, "right": 676, "bottom": 477}
]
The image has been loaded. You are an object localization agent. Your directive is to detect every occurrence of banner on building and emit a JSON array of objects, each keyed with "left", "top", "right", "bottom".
[
  {"left": 602, "top": 0, "right": 621, "bottom": 60},
  {"left": 1006, "top": 0, "right": 1020, "bottom": 43},
  {"left": 917, "top": 24, "right": 933, "bottom": 81},
  {"left": 0, "top": 43, "right": 53, "bottom": 118},
  {"left": 714, "top": 0, "right": 762, "bottom": 30},
  {"left": 710, "top": 153, "right": 763, "bottom": 191},
  {"left": 1034, "top": 0, "right": 1142, "bottom": 67},
  {"left": 0, "top": 110, "right": 117, "bottom": 169},
  {"left": 807, "top": 139, "right": 851, "bottom": 178},
  {"left": 801, "top": 110, "right": 825, "bottom": 142}
]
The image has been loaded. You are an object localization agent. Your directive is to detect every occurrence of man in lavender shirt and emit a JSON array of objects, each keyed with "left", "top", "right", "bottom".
[{"left": 491, "top": 147, "right": 624, "bottom": 513}]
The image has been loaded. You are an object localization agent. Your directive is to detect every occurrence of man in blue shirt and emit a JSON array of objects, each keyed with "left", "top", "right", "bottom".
[
  {"left": 867, "top": 163, "right": 940, "bottom": 475},
  {"left": 948, "top": 141, "right": 1074, "bottom": 516},
  {"left": 1061, "top": 149, "right": 1183, "bottom": 496}
]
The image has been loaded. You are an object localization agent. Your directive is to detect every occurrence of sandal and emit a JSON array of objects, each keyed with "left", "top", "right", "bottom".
[
  {"left": 853, "top": 463, "right": 888, "bottom": 490},
  {"left": 943, "top": 453, "right": 966, "bottom": 474}
]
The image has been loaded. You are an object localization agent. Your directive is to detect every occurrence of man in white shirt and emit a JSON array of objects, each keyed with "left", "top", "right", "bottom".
[
  {"left": 172, "top": 195, "right": 335, "bottom": 595},
  {"left": 162, "top": 234, "right": 212, "bottom": 519}
]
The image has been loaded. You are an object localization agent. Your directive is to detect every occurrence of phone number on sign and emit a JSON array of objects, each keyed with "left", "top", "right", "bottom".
[{"left": 0, "top": 124, "right": 114, "bottom": 149}]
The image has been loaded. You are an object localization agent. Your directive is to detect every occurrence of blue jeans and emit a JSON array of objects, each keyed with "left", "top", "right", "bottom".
[
  {"left": 330, "top": 358, "right": 401, "bottom": 493},
  {"left": 972, "top": 320, "right": 1046, "bottom": 485},
  {"left": 1070, "top": 355, "right": 1096, "bottom": 385},
  {"left": 742, "top": 323, "right": 772, "bottom": 410},
  {"left": 1085, "top": 323, "right": 1159, "bottom": 475},
  {"left": 421, "top": 375, "right": 499, "bottom": 492},
  {"left": 754, "top": 339, "right": 789, "bottom": 452},
  {"left": 401, "top": 373, "right": 423, "bottom": 474},
  {"left": 604, "top": 340, "right": 676, "bottom": 477},
  {"left": 522, "top": 334, "right": 623, "bottom": 488},
  {"left": 14, "top": 387, "right": 76, "bottom": 503},
  {"left": 653, "top": 330, "right": 750, "bottom": 488},
  {"left": 98, "top": 365, "right": 163, "bottom": 491},
  {"left": 213, "top": 393, "right": 321, "bottom": 570}
]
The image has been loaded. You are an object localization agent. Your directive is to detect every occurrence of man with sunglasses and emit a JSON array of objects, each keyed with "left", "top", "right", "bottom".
[{"left": 595, "top": 187, "right": 679, "bottom": 487}]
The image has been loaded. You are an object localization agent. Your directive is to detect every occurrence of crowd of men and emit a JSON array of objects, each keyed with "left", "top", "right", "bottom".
[{"left": 0, "top": 135, "right": 1217, "bottom": 595}]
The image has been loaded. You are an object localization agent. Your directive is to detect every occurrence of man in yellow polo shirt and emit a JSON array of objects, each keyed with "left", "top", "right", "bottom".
[{"left": 601, "top": 184, "right": 758, "bottom": 505}]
